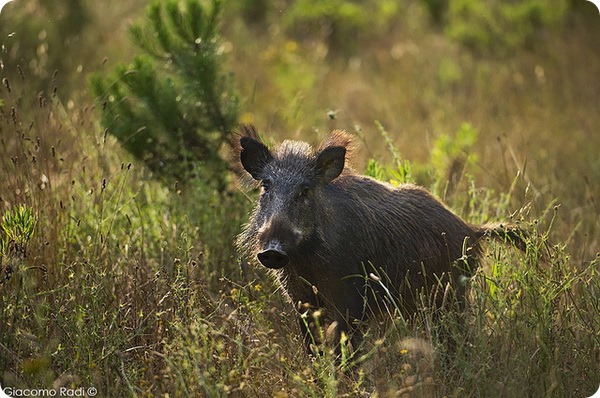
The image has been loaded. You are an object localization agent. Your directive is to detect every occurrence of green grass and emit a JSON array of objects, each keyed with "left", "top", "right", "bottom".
[{"left": 1, "top": 1, "right": 599, "bottom": 397}]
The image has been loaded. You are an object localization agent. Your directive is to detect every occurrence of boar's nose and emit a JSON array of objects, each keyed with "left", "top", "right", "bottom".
[{"left": 257, "top": 248, "right": 289, "bottom": 269}]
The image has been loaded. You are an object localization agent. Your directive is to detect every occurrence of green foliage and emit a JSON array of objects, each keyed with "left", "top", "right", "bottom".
[
  {"left": 443, "top": 0, "right": 569, "bottom": 53},
  {"left": 365, "top": 122, "right": 414, "bottom": 186},
  {"left": 430, "top": 122, "right": 478, "bottom": 181},
  {"left": 91, "top": 0, "right": 239, "bottom": 186},
  {"left": 0, "top": 205, "right": 36, "bottom": 283},
  {"left": 365, "top": 158, "right": 387, "bottom": 183},
  {"left": 366, "top": 122, "right": 480, "bottom": 193},
  {"left": 1, "top": 205, "right": 36, "bottom": 247},
  {"left": 0, "top": 82, "right": 249, "bottom": 395},
  {"left": 228, "top": 0, "right": 575, "bottom": 59},
  {"left": 282, "top": 0, "right": 400, "bottom": 56}
]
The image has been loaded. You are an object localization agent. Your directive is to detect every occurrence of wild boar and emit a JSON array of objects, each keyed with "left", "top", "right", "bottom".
[{"left": 235, "top": 125, "right": 525, "bottom": 353}]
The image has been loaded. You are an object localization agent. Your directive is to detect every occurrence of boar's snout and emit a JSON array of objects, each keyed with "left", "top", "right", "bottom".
[{"left": 258, "top": 242, "right": 289, "bottom": 269}]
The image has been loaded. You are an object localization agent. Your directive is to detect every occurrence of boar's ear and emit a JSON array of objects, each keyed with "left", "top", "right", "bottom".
[
  {"left": 315, "top": 146, "right": 346, "bottom": 182},
  {"left": 240, "top": 136, "right": 273, "bottom": 180}
]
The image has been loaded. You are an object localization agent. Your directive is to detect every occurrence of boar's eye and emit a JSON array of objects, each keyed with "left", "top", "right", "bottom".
[
  {"left": 298, "top": 183, "right": 311, "bottom": 198},
  {"left": 261, "top": 179, "right": 272, "bottom": 192}
]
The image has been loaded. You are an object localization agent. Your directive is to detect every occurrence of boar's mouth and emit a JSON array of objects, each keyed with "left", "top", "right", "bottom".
[{"left": 257, "top": 241, "right": 289, "bottom": 269}]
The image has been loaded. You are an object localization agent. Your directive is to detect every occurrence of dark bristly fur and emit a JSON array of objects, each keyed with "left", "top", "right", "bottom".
[{"left": 235, "top": 124, "right": 527, "bottom": 355}]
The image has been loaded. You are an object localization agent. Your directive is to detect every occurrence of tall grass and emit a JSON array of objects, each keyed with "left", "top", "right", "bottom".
[
  {"left": 0, "top": 75, "right": 249, "bottom": 396},
  {"left": 3, "top": 76, "right": 597, "bottom": 396}
]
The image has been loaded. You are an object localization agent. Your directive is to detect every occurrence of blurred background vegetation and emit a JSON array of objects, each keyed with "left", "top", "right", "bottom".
[{"left": 0, "top": 0, "right": 599, "bottom": 396}]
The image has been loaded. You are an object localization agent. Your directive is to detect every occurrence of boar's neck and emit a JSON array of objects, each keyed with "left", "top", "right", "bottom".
[{"left": 317, "top": 176, "right": 386, "bottom": 260}]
